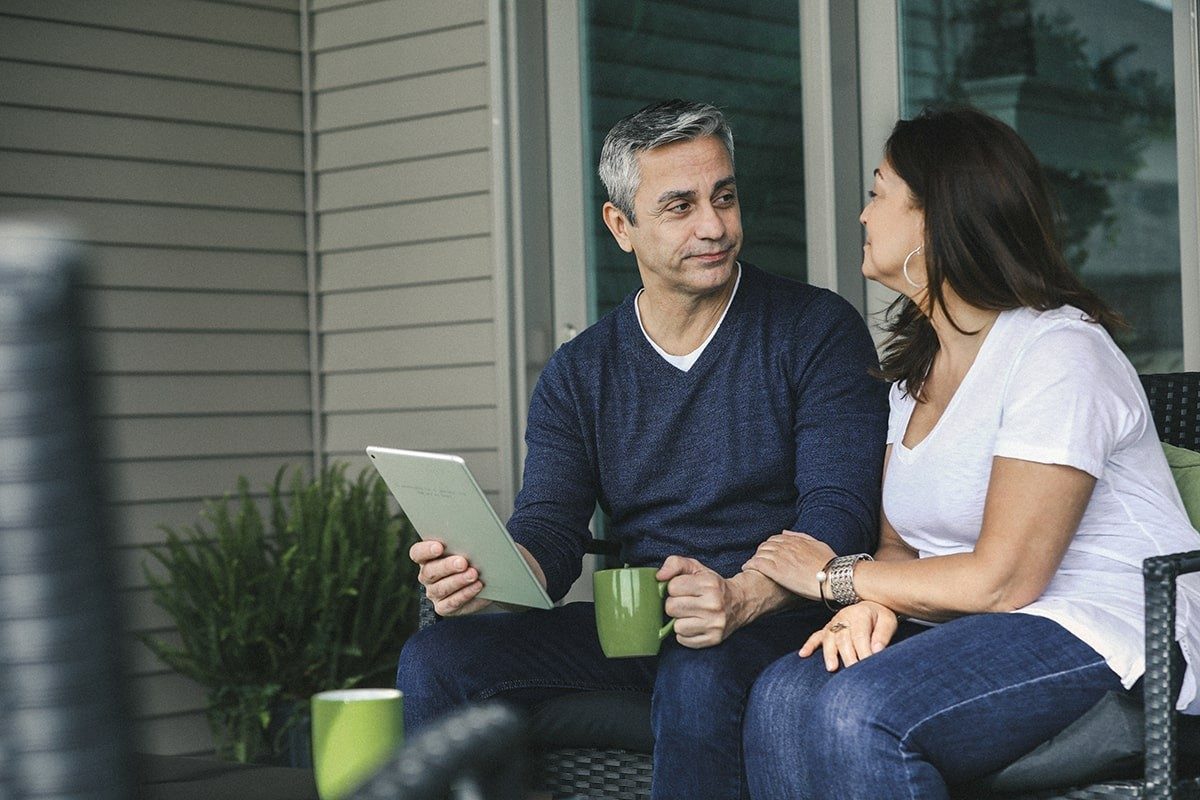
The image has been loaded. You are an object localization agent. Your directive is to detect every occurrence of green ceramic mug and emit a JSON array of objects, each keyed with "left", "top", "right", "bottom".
[
  {"left": 310, "top": 688, "right": 404, "bottom": 800},
  {"left": 593, "top": 566, "right": 676, "bottom": 658}
]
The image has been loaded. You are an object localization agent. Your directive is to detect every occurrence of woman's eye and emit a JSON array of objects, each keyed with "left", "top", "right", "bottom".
[{"left": 867, "top": 190, "right": 878, "bottom": 200}]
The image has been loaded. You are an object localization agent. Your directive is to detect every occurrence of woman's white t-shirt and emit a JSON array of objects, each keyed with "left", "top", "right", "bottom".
[{"left": 884, "top": 305, "right": 1200, "bottom": 713}]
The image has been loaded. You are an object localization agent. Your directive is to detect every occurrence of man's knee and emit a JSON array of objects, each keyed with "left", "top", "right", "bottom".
[
  {"left": 397, "top": 619, "right": 493, "bottom": 704},
  {"left": 395, "top": 624, "right": 442, "bottom": 692},
  {"left": 652, "top": 642, "right": 759, "bottom": 734},
  {"left": 396, "top": 618, "right": 502, "bottom": 733}
]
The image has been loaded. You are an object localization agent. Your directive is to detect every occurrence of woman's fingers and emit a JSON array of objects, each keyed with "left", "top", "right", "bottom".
[
  {"left": 799, "top": 629, "right": 823, "bottom": 657},
  {"left": 852, "top": 624, "right": 875, "bottom": 661},
  {"left": 804, "top": 605, "right": 897, "bottom": 670},
  {"left": 822, "top": 633, "right": 841, "bottom": 672},
  {"left": 871, "top": 608, "right": 899, "bottom": 653}
]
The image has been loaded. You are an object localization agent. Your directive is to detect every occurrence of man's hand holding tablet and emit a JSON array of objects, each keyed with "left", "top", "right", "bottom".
[
  {"left": 410, "top": 539, "right": 547, "bottom": 617},
  {"left": 366, "top": 447, "right": 554, "bottom": 613}
]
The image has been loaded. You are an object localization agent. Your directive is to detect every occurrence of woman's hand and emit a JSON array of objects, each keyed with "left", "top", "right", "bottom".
[
  {"left": 800, "top": 601, "right": 899, "bottom": 672},
  {"left": 742, "top": 531, "right": 836, "bottom": 600}
]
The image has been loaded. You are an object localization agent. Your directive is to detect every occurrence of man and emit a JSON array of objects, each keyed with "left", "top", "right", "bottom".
[{"left": 396, "top": 99, "right": 887, "bottom": 799}]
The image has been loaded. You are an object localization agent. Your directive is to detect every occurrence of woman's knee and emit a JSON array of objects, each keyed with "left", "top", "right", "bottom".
[
  {"left": 745, "top": 656, "right": 823, "bottom": 742},
  {"left": 808, "top": 669, "right": 904, "bottom": 764},
  {"left": 742, "top": 656, "right": 834, "bottom": 799}
]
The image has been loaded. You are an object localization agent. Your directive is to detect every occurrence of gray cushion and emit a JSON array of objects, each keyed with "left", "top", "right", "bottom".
[
  {"left": 975, "top": 690, "right": 1200, "bottom": 793},
  {"left": 529, "top": 691, "right": 653, "bottom": 752},
  {"left": 972, "top": 691, "right": 1145, "bottom": 793}
]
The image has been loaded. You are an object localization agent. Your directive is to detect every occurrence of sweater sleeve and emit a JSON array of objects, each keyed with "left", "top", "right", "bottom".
[
  {"left": 789, "top": 294, "right": 888, "bottom": 555},
  {"left": 505, "top": 352, "right": 596, "bottom": 602}
]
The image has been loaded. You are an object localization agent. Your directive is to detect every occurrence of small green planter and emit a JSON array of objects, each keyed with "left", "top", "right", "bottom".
[{"left": 141, "top": 463, "right": 419, "bottom": 763}]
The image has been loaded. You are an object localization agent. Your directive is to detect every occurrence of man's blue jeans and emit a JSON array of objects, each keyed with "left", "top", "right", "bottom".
[
  {"left": 396, "top": 601, "right": 833, "bottom": 800},
  {"left": 743, "top": 613, "right": 1125, "bottom": 800}
]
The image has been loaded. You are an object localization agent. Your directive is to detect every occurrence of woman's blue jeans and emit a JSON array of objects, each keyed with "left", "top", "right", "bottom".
[
  {"left": 396, "top": 601, "right": 833, "bottom": 800},
  {"left": 743, "top": 613, "right": 1124, "bottom": 800}
]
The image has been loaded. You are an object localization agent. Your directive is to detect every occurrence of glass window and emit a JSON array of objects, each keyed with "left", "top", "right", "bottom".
[
  {"left": 899, "top": 0, "right": 1182, "bottom": 371},
  {"left": 581, "top": 0, "right": 807, "bottom": 320}
]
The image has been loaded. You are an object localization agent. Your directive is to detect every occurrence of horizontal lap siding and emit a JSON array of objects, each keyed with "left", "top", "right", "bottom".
[
  {"left": 2, "top": 0, "right": 505, "bottom": 758},
  {"left": 0, "top": 0, "right": 308, "bottom": 756},
  {"left": 312, "top": 0, "right": 501, "bottom": 499}
]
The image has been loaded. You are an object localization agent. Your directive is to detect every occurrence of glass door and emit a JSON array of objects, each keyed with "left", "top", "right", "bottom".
[
  {"left": 579, "top": 0, "right": 808, "bottom": 320},
  {"left": 893, "top": 0, "right": 1189, "bottom": 371}
]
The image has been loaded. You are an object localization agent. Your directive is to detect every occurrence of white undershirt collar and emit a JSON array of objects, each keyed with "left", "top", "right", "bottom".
[{"left": 634, "top": 263, "right": 741, "bottom": 372}]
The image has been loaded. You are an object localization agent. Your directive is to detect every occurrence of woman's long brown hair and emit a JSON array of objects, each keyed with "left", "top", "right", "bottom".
[{"left": 878, "top": 106, "right": 1124, "bottom": 400}]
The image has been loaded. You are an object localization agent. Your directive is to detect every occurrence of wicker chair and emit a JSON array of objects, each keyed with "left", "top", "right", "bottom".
[
  {"left": 419, "top": 372, "right": 1200, "bottom": 800},
  {"left": 349, "top": 703, "right": 527, "bottom": 800}
]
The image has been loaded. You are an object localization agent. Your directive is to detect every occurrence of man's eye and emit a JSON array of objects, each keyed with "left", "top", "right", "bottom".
[
  {"left": 714, "top": 193, "right": 736, "bottom": 206},
  {"left": 668, "top": 202, "right": 690, "bottom": 214},
  {"left": 867, "top": 190, "right": 878, "bottom": 200}
]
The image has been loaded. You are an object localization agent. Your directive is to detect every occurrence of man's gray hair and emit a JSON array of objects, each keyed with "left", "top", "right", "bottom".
[{"left": 598, "top": 99, "right": 735, "bottom": 223}]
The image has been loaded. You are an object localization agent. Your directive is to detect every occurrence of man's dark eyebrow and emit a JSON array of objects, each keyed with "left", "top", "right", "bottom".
[
  {"left": 656, "top": 188, "right": 696, "bottom": 205},
  {"left": 655, "top": 176, "right": 737, "bottom": 206}
]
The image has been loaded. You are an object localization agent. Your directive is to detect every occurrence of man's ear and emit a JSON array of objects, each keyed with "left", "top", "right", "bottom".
[{"left": 602, "top": 202, "right": 635, "bottom": 253}]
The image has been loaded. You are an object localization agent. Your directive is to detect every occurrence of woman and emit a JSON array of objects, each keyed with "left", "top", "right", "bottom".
[{"left": 740, "top": 106, "right": 1200, "bottom": 799}]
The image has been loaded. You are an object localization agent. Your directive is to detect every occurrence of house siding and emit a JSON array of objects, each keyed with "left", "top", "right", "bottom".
[
  {"left": 0, "top": 0, "right": 503, "bottom": 756},
  {"left": 311, "top": 0, "right": 503, "bottom": 500},
  {"left": 0, "top": 0, "right": 310, "bottom": 755}
]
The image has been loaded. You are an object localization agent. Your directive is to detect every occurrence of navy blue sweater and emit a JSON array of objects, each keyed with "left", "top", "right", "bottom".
[{"left": 507, "top": 263, "right": 888, "bottom": 602}]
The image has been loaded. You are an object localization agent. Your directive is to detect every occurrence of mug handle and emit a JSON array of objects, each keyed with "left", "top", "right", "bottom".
[{"left": 657, "top": 580, "right": 676, "bottom": 640}]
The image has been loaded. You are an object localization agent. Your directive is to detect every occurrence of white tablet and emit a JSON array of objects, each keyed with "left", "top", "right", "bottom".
[{"left": 366, "top": 446, "right": 552, "bottom": 610}]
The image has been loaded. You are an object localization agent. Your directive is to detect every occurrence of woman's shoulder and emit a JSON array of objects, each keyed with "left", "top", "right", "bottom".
[
  {"left": 1000, "top": 305, "right": 1143, "bottom": 414},
  {"left": 888, "top": 378, "right": 916, "bottom": 412},
  {"left": 1004, "top": 305, "right": 1122, "bottom": 367}
]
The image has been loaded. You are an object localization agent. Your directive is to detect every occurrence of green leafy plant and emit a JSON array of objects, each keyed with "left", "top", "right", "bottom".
[{"left": 141, "top": 463, "right": 419, "bottom": 763}]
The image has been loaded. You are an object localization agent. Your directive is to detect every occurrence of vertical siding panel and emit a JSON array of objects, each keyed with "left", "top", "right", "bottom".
[{"left": 0, "top": 2, "right": 308, "bottom": 756}]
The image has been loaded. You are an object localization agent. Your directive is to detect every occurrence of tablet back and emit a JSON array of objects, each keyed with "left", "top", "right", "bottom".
[{"left": 366, "top": 447, "right": 552, "bottom": 609}]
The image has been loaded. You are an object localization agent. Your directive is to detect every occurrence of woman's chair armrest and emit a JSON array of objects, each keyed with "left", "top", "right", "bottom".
[{"left": 1142, "top": 549, "right": 1200, "bottom": 799}]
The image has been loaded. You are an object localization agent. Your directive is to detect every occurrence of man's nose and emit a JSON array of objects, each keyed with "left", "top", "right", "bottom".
[{"left": 695, "top": 202, "right": 726, "bottom": 239}]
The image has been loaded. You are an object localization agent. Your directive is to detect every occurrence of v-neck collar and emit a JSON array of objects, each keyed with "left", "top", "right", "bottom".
[
  {"left": 621, "top": 262, "right": 749, "bottom": 380},
  {"left": 894, "top": 308, "right": 1011, "bottom": 459},
  {"left": 634, "top": 263, "right": 741, "bottom": 372}
]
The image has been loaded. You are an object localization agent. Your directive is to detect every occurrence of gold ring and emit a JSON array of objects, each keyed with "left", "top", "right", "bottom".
[{"left": 828, "top": 622, "right": 848, "bottom": 633}]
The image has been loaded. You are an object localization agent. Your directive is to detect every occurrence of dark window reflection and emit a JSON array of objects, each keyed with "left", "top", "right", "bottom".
[
  {"left": 583, "top": 0, "right": 807, "bottom": 320},
  {"left": 900, "top": 0, "right": 1181, "bottom": 370}
]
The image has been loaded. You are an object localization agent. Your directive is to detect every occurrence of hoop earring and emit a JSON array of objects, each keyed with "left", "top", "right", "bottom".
[{"left": 902, "top": 246, "right": 926, "bottom": 290}]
